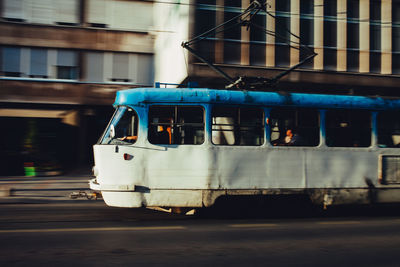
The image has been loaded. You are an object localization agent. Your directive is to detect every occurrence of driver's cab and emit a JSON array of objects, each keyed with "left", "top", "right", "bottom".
[{"left": 100, "top": 106, "right": 138, "bottom": 145}]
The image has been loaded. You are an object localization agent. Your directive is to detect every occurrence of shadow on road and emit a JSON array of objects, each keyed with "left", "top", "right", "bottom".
[{"left": 193, "top": 195, "right": 400, "bottom": 220}]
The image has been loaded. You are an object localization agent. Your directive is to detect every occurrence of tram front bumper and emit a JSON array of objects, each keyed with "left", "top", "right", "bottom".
[
  {"left": 89, "top": 178, "right": 101, "bottom": 191},
  {"left": 89, "top": 178, "right": 136, "bottom": 192}
]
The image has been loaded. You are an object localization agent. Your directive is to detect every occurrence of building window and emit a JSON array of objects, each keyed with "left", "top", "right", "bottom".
[
  {"left": 223, "top": 0, "right": 242, "bottom": 64},
  {"left": 2, "top": 0, "right": 25, "bottom": 22},
  {"left": 377, "top": 111, "right": 400, "bottom": 148},
  {"left": 275, "top": 0, "right": 291, "bottom": 67},
  {"left": 54, "top": 0, "right": 79, "bottom": 25},
  {"left": 137, "top": 54, "right": 154, "bottom": 85},
  {"left": 87, "top": 0, "right": 108, "bottom": 28},
  {"left": 85, "top": 52, "right": 104, "bottom": 83},
  {"left": 149, "top": 106, "right": 204, "bottom": 145},
  {"left": 212, "top": 107, "right": 264, "bottom": 146},
  {"left": 111, "top": 53, "right": 130, "bottom": 82},
  {"left": 1, "top": 47, "right": 21, "bottom": 77},
  {"left": 299, "top": 0, "right": 314, "bottom": 69},
  {"left": 87, "top": 0, "right": 152, "bottom": 30},
  {"left": 194, "top": 0, "right": 216, "bottom": 63},
  {"left": 347, "top": 0, "right": 360, "bottom": 72},
  {"left": 269, "top": 108, "right": 319, "bottom": 147},
  {"left": 56, "top": 50, "right": 78, "bottom": 80},
  {"left": 249, "top": 9, "right": 266, "bottom": 66},
  {"left": 2, "top": 0, "right": 79, "bottom": 25},
  {"left": 86, "top": 52, "right": 152, "bottom": 84},
  {"left": 57, "top": 66, "right": 77, "bottom": 80},
  {"left": 393, "top": 2, "right": 400, "bottom": 74},
  {"left": 323, "top": 0, "right": 337, "bottom": 71},
  {"left": 326, "top": 110, "right": 371, "bottom": 147},
  {"left": 30, "top": 48, "right": 48, "bottom": 78},
  {"left": 370, "top": 0, "right": 381, "bottom": 73}
]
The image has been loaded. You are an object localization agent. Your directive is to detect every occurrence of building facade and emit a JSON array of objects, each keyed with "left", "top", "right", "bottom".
[
  {"left": 0, "top": 0, "right": 154, "bottom": 175},
  {"left": 1, "top": 0, "right": 400, "bottom": 175},
  {"left": 155, "top": 0, "right": 400, "bottom": 95}
]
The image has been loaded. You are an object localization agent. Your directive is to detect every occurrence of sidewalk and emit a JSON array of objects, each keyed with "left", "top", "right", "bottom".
[{"left": 0, "top": 166, "right": 103, "bottom": 204}]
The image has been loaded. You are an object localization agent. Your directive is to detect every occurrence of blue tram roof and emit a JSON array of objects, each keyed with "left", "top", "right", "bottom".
[{"left": 114, "top": 88, "right": 400, "bottom": 110}]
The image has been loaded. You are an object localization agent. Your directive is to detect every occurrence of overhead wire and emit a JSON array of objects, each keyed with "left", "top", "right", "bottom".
[
  {"left": 181, "top": 0, "right": 318, "bottom": 89},
  {"left": 150, "top": 0, "right": 400, "bottom": 27}
]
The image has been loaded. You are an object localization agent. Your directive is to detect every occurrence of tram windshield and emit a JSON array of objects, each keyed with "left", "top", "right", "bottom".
[{"left": 100, "top": 106, "right": 138, "bottom": 145}]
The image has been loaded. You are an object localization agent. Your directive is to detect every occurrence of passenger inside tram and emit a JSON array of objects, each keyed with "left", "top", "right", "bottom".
[
  {"left": 284, "top": 129, "right": 303, "bottom": 146},
  {"left": 156, "top": 123, "right": 172, "bottom": 144},
  {"left": 149, "top": 118, "right": 172, "bottom": 145}
]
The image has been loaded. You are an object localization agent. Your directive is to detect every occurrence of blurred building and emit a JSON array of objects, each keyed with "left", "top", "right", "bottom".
[
  {"left": 1, "top": 0, "right": 400, "bottom": 175},
  {"left": 155, "top": 0, "right": 400, "bottom": 95},
  {"left": 0, "top": 0, "right": 154, "bottom": 175}
]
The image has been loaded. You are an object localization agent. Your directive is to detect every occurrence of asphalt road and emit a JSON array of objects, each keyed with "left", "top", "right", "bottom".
[{"left": 1, "top": 202, "right": 400, "bottom": 266}]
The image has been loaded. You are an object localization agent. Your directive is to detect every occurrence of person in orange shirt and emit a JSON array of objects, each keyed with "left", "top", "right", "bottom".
[{"left": 284, "top": 129, "right": 302, "bottom": 146}]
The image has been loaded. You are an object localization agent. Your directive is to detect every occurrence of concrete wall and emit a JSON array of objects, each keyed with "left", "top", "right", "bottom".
[{"left": 153, "top": 0, "right": 190, "bottom": 86}]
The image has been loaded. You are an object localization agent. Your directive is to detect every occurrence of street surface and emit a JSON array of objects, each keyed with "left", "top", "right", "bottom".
[{"left": 1, "top": 202, "right": 400, "bottom": 266}]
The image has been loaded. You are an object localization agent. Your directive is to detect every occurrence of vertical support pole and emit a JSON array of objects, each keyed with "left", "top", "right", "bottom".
[
  {"left": 205, "top": 104, "right": 212, "bottom": 146},
  {"left": 290, "top": 0, "right": 300, "bottom": 67},
  {"left": 241, "top": 0, "right": 250, "bottom": 65},
  {"left": 314, "top": 0, "right": 324, "bottom": 70},
  {"left": 371, "top": 111, "right": 378, "bottom": 148},
  {"left": 381, "top": 0, "right": 392, "bottom": 74},
  {"left": 319, "top": 109, "right": 326, "bottom": 147},
  {"left": 337, "top": 0, "right": 347, "bottom": 71},
  {"left": 359, "top": 0, "right": 370, "bottom": 73},
  {"left": 264, "top": 108, "right": 271, "bottom": 146},
  {"left": 266, "top": 0, "right": 275, "bottom": 67}
]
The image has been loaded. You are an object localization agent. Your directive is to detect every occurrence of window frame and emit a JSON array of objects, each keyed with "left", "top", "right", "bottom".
[
  {"left": 99, "top": 106, "right": 139, "bottom": 145},
  {"left": 325, "top": 109, "right": 372, "bottom": 148},
  {"left": 148, "top": 105, "right": 205, "bottom": 146},
  {"left": 377, "top": 111, "right": 400, "bottom": 148},
  {"left": 211, "top": 105, "right": 265, "bottom": 146},
  {"left": 268, "top": 107, "right": 320, "bottom": 147}
]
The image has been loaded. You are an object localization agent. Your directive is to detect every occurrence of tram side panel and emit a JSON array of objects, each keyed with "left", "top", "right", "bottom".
[
  {"left": 142, "top": 145, "right": 210, "bottom": 207},
  {"left": 305, "top": 149, "right": 378, "bottom": 188},
  {"left": 208, "top": 147, "right": 306, "bottom": 190}
]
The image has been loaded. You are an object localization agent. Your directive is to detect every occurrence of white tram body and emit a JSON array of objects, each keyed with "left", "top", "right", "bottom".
[{"left": 90, "top": 88, "right": 400, "bottom": 208}]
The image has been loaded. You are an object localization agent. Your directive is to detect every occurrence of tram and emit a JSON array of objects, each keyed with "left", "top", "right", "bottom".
[{"left": 90, "top": 87, "right": 400, "bottom": 209}]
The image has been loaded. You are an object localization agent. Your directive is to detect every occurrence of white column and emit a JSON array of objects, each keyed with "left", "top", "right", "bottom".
[
  {"left": 290, "top": 0, "right": 300, "bottom": 67},
  {"left": 314, "top": 0, "right": 324, "bottom": 70},
  {"left": 337, "top": 0, "right": 347, "bottom": 71},
  {"left": 266, "top": 0, "right": 275, "bottom": 67},
  {"left": 359, "top": 0, "right": 370, "bottom": 73},
  {"left": 381, "top": 0, "right": 392, "bottom": 74}
]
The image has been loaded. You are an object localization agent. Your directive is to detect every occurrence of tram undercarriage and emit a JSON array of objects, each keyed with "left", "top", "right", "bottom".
[{"left": 90, "top": 177, "right": 400, "bottom": 210}]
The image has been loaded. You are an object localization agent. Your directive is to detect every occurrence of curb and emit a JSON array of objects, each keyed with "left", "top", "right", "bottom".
[{"left": 0, "top": 197, "right": 104, "bottom": 205}]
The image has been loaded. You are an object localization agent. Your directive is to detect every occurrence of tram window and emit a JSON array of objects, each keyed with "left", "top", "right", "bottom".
[
  {"left": 212, "top": 107, "right": 264, "bottom": 146},
  {"left": 148, "top": 106, "right": 204, "bottom": 145},
  {"left": 269, "top": 108, "right": 319, "bottom": 146},
  {"left": 378, "top": 111, "right": 400, "bottom": 148},
  {"left": 326, "top": 110, "right": 371, "bottom": 147},
  {"left": 100, "top": 106, "right": 138, "bottom": 145}
]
